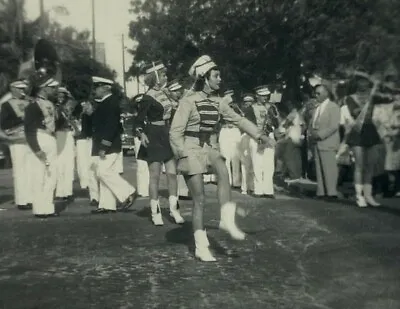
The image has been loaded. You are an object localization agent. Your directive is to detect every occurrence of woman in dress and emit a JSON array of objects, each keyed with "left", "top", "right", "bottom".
[
  {"left": 169, "top": 55, "right": 274, "bottom": 262},
  {"left": 135, "top": 61, "right": 184, "bottom": 226}
]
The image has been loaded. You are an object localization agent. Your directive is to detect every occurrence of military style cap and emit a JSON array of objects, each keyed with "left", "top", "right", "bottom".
[
  {"left": 224, "top": 89, "right": 234, "bottom": 96},
  {"left": 40, "top": 78, "right": 59, "bottom": 88},
  {"left": 188, "top": 55, "right": 217, "bottom": 78},
  {"left": 58, "top": 87, "right": 71, "bottom": 94},
  {"left": 308, "top": 75, "right": 323, "bottom": 87},
  {"left": 132, "top": 94, "right": 144, "bottom": 103},
  {"left": 10, "top": 80, "right": 28, "bottom": 89},
  {"left": 243, "top": 93, "right": 255, "bottom": 102},
  {"left": 254, "top": 85, "right": 271, "bottom": 96},
  {"left": 144, "top": 61, "right": 166, "bottom": 74},
  {"left": 92, "top": 76, "right": 114, "bottom": 85},
  {"left": 167, "top": 79, "right": 182, "bottom": 92}
]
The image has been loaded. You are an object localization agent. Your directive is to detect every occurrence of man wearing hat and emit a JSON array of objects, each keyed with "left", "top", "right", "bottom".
[
  {"left": 244, "top": 85, "right": 277, "bottom": 198},
  {"left": 0, "top": 80, "right": 33, "bottom": 210},
  {"left": 90, "top": 76, "right": 137, "bottom": 214},
  {"left": 218, "top": 89, "right": 242, "bottom": 188},
  {"left": 54, "top": 86, "right": 76, "bottom": 202},
  {"left": 238, "top": 93, "right": 255, "bottom": 194},
  {"left": 24, "top": 77, "right": 60, "bottom": 217}
]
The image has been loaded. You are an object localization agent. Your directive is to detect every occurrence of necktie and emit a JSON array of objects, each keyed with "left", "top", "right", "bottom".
[{"left": 312, "top": 105, "right": 321, "bottom": 128}]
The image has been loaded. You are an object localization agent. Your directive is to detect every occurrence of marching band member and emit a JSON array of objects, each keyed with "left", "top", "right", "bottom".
[
  {"left": 24, "top": 77, "right": 60, "bottom": 218},
  {"left": 218, "top": 89, "right": 242, "bottom": 188},
  {"left": 79, "top": 101, "right": 100, "bottom": 206},
  {"left": 54, "top": 87, "right": 76, "bottom": 202},
  {"left": 134, "top": 61, "right": 184, "bottom": 226},
  {"left": 340, "top": 71, "right": 389, "bottom": 207},
  {"left": 131, "top": 94, "right": 149, "bottom": 197},
  {"left": 238, "top": 93, "right": 255, "bottom": 195},
  {"left": 309, "top": 84, "right": 341, "bottom": 199},
  {"left": 167, "top": 79, "right": 191, "bottom": 199},
  {"left": 170, "top": 55, "right": 274, "bottom": 261},
  {"left": 244, "top": 85, "right": 278, "bottom": 198},
  {"left": 0, "top": 80, "right": 33, "bottom": 210},
  {"left": 90, "top": 76, "right": 137, "bottom": 214}
]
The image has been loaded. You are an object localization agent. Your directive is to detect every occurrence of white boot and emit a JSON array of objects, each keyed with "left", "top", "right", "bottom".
[
  {"left": 355, "top": 184, "right": 367, "bottom": 207},
  {"left": 150, "top": 199, "right": 164, "bottom": 226},
  {"left": 219, "top": 202, "right": 246, "bottom": 240},
  {"left": 363, "top": 184, "right": 381, "bottom": 207},
  {"left": 194, "top": 230, "right": 216, "bottom": 262},
  {"left": 169, "top": 195, "right": 185, "bottom": 224}
]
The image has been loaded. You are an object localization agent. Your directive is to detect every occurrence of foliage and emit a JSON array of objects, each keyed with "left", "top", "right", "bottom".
[
  {"left": 127, "top": 0, "right": 400, "bottom": 103},
  {"left": 0, "top": 0, "right": 114, "bottom": 98}
]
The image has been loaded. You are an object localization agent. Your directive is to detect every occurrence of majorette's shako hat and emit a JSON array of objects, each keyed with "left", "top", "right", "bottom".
[
  {"left": 224, "top": 89, "right": 234, "bottom": 96},
  {"left": 167, "top": 79, "right": 182, "bottom": 92},
  {"left": 243, "top": 93, "right": 255, "bottom": 102},
  {"left": 308, "top": 75, "right": 323, "bottom": 87},
  {"left": 40, "top": 78, "right": 59, "bottom": 88},
  {"left": 188, "top": 55, "right": 217, "bottom": 78},
  {"left": 254, "top": 85, "right": 271, "bottom": 96},
  {"left": 10, "top": 80, "right": 28, "bottom": 89},
  {"left": 92, "top": 76, "right": 114, "bottom": 86},
  {"left": 144, "top": 61, "right": 166, "bottom": 74}
]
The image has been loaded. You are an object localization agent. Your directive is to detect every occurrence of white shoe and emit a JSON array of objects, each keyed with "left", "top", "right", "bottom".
[
  {"left": 152, "top": 213, "right": 164, "bottom": 226},
  {"left": 170, "top": 210, "right": 185, "bottom": 224},
  {"left": 363, "top": 184, "right": 381, "bottom": 207},
  {"left": 219, "top": 202, "right": 246, "bottom": 240},
  {"left": 356, "top": 196, "right": 368, "bottom": 208},
  {"left": 241, "top": 190, "right": 247, "bottom": 195},
  {"left": 194, "top": 230, "right": 216, "bottom": 262}
]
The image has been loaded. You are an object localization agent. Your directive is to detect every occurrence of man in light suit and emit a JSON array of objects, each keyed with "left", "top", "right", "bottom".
[{"left": 309, "top": 84, "right": 341, "bottom": 199}]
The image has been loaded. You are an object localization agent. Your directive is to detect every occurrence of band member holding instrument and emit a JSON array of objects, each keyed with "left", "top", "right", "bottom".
[
  {"left": 340, "top": 71, "right": 390, "bottom": 207},
  {"left": 170, "top": 55, "right": 274, "bottom": 262},
  {"left": 24, "top": 77, "right": 60, "bottom": 218},
  {"left": 238, "top": 93, "right": 255, "bottom": 195},
  {"left": 244, "top": 85, "right": 277, "bottom": 198},
  {"left": 218, "top": 89, "right": 242, "bottom": 188},
  {"left": 90, "top": 76, "right": 137, "bottom": 214},
  {"left": 134, "top": 61, "right": 184, "bottom": 226},
  {"left": 167, "top": 79, "right": 191, "bottom": 199},
  {"left": 0, "top": 80, "right": 33, "bottom": 210},
  {"left": 54, "top": 87, "right": 76, "bottom": 202}
]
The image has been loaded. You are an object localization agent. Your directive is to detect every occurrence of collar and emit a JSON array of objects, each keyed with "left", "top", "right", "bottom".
[{"left": 95, "top": 93, "right": 112, "bottom": 102}]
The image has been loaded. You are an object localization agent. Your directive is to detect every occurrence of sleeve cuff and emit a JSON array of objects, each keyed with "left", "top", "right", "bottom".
[{"left": 101, "top": 139, "right": 112, "bottom": 147}]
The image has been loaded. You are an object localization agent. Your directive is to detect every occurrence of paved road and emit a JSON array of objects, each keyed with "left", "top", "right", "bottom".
[{"left": 0, "top": 156, "right": 399, "bottom": 309}]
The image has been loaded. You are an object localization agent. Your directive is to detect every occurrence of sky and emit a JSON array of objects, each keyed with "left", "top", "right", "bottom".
[{"left": 24, "top": 0, "right": 141, "bottom": 95}]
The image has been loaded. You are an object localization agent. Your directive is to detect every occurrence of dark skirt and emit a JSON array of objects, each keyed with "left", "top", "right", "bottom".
[
  {"left": 347, "top": 122, "right": 382, "bottom": 148},
  {"left": 137, "top": 124, "right": 174, "bottom": 163}
]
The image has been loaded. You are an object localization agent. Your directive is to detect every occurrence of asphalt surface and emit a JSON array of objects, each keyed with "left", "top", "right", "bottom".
[{"left": 0, "top": 156, "right": 399, "bottom": 309}]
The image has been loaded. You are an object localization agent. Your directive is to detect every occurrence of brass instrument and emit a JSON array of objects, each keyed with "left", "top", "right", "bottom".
[{"left": 55, "top": 99, "right": 82, "bottom": 136}]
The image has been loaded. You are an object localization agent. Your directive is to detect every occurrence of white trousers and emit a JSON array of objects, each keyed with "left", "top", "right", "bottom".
[
  {"left": 92, "top": 152, "right": 135, "bottom": 210},
  {"left": 9, "top": 143, "right": 34, "bottom": 205},
  {"left": 31, "top": 132, "right": 57, "bottom": 215},
  {"left": 134, "top": 137, "right": 149, "bottom": 197},
  {"left": 219, "top": 127, "right": 241, "bottom": 187},
  {"left": 55, "top": 130, "right": 75, "bottom": 197},
  {"left": 116, "top": 150, "right": 124, "bottom": 173},
  {"left": 249, "top": 138, "right": 275, "bottom": 195}
]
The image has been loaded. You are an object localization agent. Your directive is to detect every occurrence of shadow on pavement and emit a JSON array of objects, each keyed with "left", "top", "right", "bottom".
[{"left": 0, "top": 194, "right": 13, "bottom": 205}]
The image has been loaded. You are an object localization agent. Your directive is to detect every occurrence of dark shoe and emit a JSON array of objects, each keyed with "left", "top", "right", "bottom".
[
  {"left": 119, "top": 191, "right": 139, "bottom": 211},
  {"left": 34, "top": 213, "right": 59, "bottom": 218},
  {"left": 90, "top": 199, "right": 99, "bottom": 207},
  {"left": 91, "top": 208, "right": 116, "bottom": 214},
  {"left": 325, "top": 196, "right": 338, "bottom": 201},
  {"left": 17, "top": 204, "right": 32, "bottom": 210},
  {"left": 263, "top": 194, "right": 275, "bottom": 199},
  {"left": 67, "top": 195, "right": 74, "bottom": 202}
]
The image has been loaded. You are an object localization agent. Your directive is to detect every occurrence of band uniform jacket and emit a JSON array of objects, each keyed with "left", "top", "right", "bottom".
[
  {"left": 91, "top": 94, "right": 123, "bottom": 156},
  {"left": 169, "top": 91, "right": 262, "bottom": 175},
  {"left": 308, "top": 99, "right": 341, "bottom": 151},
  {"left": 0, "top": 97, "right": 29, "bottom": 137}
]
